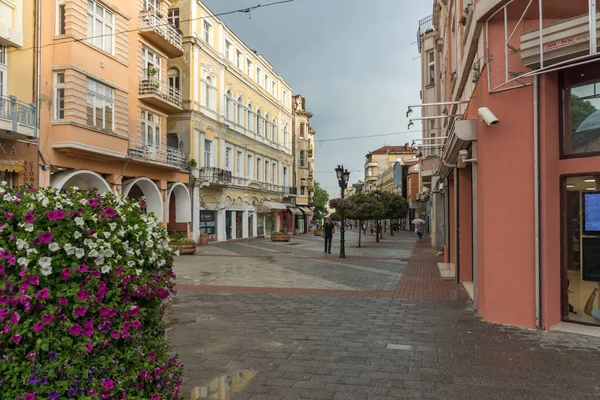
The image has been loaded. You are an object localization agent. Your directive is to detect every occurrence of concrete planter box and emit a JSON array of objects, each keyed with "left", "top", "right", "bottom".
[
  {"left": 271, "top": 233, "right": 291, "bottom": 242},
  {"left": 169, "top": 241, "right": 197, "bottom": 255},
  {"left": 314, "top": 230, "right": 324, "bottom": 236}
]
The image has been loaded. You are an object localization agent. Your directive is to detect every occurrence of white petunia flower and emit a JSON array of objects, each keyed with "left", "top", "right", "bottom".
[
  {"left": 41, "top": 198, "right": 49, "bottom": 207},
  {"left": 27, "top": 248, "right": 38, "bottom": 256},
  {"left": 16, "top": 238, "right": 29, "bottom": 251},
  {"left": 73, "top": 231, "right": 82, "bottom": 239},
  {"left": 74, "top": 217, "right": 84, "bottom": 227},
  {"left": 75, "top": 248, "right": 85, "bottom": 259},
  {"left": 103, "top": 232, "right": 111, "bottom": 239},
  {"left": 101, "top": 265, "right": 112, "bottom": 274},
  {"left": 24, "top": 223, "right": 34, "bottom": 232},
  {"left": 38, "top": 257, "right": 52, "bottom": 275},
  {"left": 48, "top": 242, "right": 60, "bottom": 252},
  {"left": 135, "top": 269, "right": 143, "bottom": 276},
  {"left": 88, "top": 249, "right": 98, "bottom": 258},
  {"left": 95, "top": 256, "right": 105, "bottom": 266},
  {"left": 109, "top": 222, "right": 117, "bottom": 231},
  {"left": 63, "top": 243, "right": 75, "bottom": 255},
  {"left": 17, "top": 257, "right": 31, "bottom": 267}
]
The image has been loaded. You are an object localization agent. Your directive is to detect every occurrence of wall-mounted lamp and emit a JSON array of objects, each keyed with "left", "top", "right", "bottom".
[
  {"left": 457, "top": 150, "right": 477, "bottom": 168},
  {"left": 408, "top": 121, "right": 415, "bottom": 129},
  {"left": 406, "top": 107, "right": 413, "bottom": 117}
]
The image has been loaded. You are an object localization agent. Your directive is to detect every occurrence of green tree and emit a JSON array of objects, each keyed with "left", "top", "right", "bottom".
[
  {"left": 571, "top": 94, "right": 597, "bottom": 132},
  {"left": 346, "top": 192, "right": 382, "bottom": 248},
  {"left": 313, "top": 181, "right": 329, "bottom": 221},
  {"left": 329, "top": 212, "right": 342, "bottom": 221},
  {"left": 380, "top": 191, "right": 409, "bottom": 237}
]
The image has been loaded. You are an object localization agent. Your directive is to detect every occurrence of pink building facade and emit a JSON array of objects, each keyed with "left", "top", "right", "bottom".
[{"left": 417, "top": 0, "right": 600, "bottom": 330}]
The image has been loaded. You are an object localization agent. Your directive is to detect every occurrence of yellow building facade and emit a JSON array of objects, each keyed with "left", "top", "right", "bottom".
[
  {"left": 169, "top": 0, "right": 295, "bottom": 242},
  {"left": 35, "top": 0, "right": 191, "bottom": 232},
  {"left": 0, "top": 0, "right": 38, "bottom": 187},
  {"left": 364, "top": 145, "right": 415, "bottom": 191},
  {"left": 291, "top": 95, "right": 315, "bottom": 233}
]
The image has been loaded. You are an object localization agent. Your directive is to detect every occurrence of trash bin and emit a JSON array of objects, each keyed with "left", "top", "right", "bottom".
[{"left": 199, "top": 233, "right": 209, "bottom": 246}]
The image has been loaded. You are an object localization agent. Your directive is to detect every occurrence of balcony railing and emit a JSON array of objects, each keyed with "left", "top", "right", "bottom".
[
  {"left": 128, "top": 136, "right": 187, "bottom": 168},
  {"left": 0, "top": 95, "right": 36, "bottom": 136},
  {"left": 139, "top": 73, "right": 183, "bottom": 110},
  {"left": 199, "top": 168, "right": 233, "bottom": 185},
  {"left": 139, "top": 10, "right": 183, "bottom": 57},
  {"left": 417, "top": 14, "right": 434, "bottom": 52}
]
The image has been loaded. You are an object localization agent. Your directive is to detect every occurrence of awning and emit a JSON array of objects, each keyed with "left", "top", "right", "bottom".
[
  {"left": 298, "top": 206, "right": 313, "bottom": 215},
  {"left": 261, "top": 201, "right": 287, "bottom": 211},
  {"left": 288, "top": 207, "right": 302, "bottom": 215},
  {"left": 0, "top": 159, "right": 25, "bottom": 173}
]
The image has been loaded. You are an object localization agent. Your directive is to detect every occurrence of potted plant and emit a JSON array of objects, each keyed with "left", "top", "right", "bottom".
[
  {"left": 169, "top": 232, "right": 197, "bottom": 255},
  {"left": 188, "top": 158, "right": 197, "bottom": 169},
  {"left": 271, "top": 229, "right": 291, "bottom": 242},
  {"left": 314, "top": 228, "right": 324, "bottom": 236}
]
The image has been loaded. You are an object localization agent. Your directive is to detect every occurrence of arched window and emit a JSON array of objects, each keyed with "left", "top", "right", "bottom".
[
  {"left": 283, "top": 123, "right": 288, "bottom": 148},
  {"left": 256, "top": 109, "right": 262, "bottom": 135},
  {"left": 272, "top": 118, "right": 277, "bottom": 143},
  {"left": 247, "top": 102, "right": 254, "bottom": 132},
  {"left": 264, "top": 113, "right": 270, "bottom": 139},
  {"left": 225, "top": 90, "right": 233, "bottom": 121},
  {"left": 202, "top": 75, "right": 216, "bottom": 110},
  {"left": 237, "top": 96, "right": 244, "bottom": 126},
  {"left": 168, "top": 67, "right": 180, "bottom": 91}
]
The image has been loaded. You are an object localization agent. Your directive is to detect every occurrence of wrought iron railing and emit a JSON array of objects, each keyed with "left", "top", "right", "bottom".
[
  {"left": 0, "top": 95, "right": 36, "bottom": 130},
  {"left": 128, "top": 136, "right": 187, "bottom": 168},
  {"left": 139, "top": 73, "right": 182, "bottom": 108},
  {"left": 417, "top": 14, "right": 434, "bottom": 52},
  {"left": 139, "top": 10, "right": 183, "bottom": 53},
  {"left": 199, "top": 168, "right": 233, "bottom": 185}
]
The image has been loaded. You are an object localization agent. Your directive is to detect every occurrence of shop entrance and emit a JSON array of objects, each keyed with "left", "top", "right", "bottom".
[{"left": 562, "top": 175, "right": 600, "bottom": 326}]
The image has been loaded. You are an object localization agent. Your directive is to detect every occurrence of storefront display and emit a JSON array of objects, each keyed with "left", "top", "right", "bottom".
[{"left": 199, "top": 210, "right": 217, "bottom": 241}]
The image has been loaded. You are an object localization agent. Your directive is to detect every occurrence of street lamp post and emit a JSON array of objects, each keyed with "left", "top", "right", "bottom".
[
  {"left": 335, "top": 165, "right": 350, "bottom": 259},
  {"left": 374, "top": 190, "right": 381, "bottom": 243}
]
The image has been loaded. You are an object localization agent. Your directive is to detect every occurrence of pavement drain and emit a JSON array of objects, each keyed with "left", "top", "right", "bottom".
[{"left": 386, "top": 344, "right": 414, "bottom": 351}]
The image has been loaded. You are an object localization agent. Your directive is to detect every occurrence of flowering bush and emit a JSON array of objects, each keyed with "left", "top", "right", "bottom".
[
  {"left": 0, "top": 184, "right": 183, "bottom": 399},
  {"left": 328, "top": 198, "right": 355, "bottom": 213}
]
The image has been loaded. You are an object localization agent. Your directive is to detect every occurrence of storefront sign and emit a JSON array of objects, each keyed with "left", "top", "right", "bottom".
[
  {"left": 199, "top": 210, "right": 217, "bottom": 241},
  {"left": 0, "top": 143, "right": 18, "bottom": 155},
  {"left": 0, "top": 140, "right": 38, "bottom": 187}
]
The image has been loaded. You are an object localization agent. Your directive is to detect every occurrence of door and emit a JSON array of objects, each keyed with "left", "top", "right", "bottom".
[{"left": 226, "top": 211, "right": 232, "bottom": 240}]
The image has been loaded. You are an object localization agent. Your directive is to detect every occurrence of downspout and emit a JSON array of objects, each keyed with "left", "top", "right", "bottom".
[
  {"left": 453, "top": 167, "right": 459, "bottom": 278},
  {"left": 534, "top": 75, "right": 541, "bottom": 328},
  {"left": 472, "top": 142, "right": 479, "bottom": 310}
]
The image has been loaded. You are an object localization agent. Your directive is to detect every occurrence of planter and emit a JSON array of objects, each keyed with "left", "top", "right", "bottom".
[
  {"left": 169, "top": 241, "right": 197, "bottom": 255},
  {"left": 271, "top": 233, "right": 291, "bottom": 242},
  {"left": 199, "top": 233, "right": 209, "bottom": 246},
  {"left": 314, "top": 230, "right": 324, "bottom": 236}
]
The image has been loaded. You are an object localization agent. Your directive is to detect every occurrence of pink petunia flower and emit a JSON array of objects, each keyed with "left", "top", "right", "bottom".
[
  {"left": 59, "top": 296, "right": 68, "bottom": 305},
  {"left": 77, "top": 264, "right": 89, "bottom": 273},
  {"left": 23, "top": 394, "right": 35, "bottom": 400},
  {"left": 11, "top": 312, "right": 20, "bottom": 324},
  {"left": 82, "top": 326, "right": 94, "bottom": 337},
  {"left": 33, "top": 322, "right": 44, "bottom": 333},
  {"left": 4, "top": 211, "right": 14, "bottom": 220},
  {"left": 131, "top": 321, "right": 141, "bottom": 329},
  {"left": 24, "top": 211, "right": 35, "bottom": 223},
  {"left": 68, "top": 324, "right": 82, "bottom": 335},
  {"left": 42, "top": 314, "right": 55, "bottom": 324},
  {"left": 36, "top": 288, "right": 49, "bottom": 299},
  {"left": 101, "top": 379, "right": 114, "bottom": 390},
  {"left": 28, "top": 275, "right": 39, "bottom": 286},
  {"left": 61, "top": 268, "right": 71, "bottom": 281},
  {"left": 38, "top": 231, "right": 53, "bottom": 244},
  {"left": 86, "top": 343, "right": 94, "bottom": 352},
  {"left": 0, "top": 309, "right": 7, "bottom": 322},
  {"left": 110, "top": 330, "right": 120, "bottom": 339},
  {"left": 11, "top": 334, "right": 22, "bottom": 344},
  {"left": 73, "top": 307, "right": 87, "bottom": 317},
  {"left": 76, "top": 290, "right": 89, "bottom": 301}
]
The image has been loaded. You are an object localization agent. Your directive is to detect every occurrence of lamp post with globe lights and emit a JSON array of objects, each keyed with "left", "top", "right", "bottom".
[{"left": 335, "top": 165, "right": 350, "bottom": 258}]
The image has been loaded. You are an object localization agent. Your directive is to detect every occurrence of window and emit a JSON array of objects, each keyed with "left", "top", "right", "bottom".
[
  {"left": 203, "top": 21, "right": 213, "bottom": 44},
  {"left": 256, "top": 157, "right": 261, "bottom": 180},
  {"left": 202, "top": 75, "right": 217, "bottom": 110},
  {"left": 225, "top": 90, "right": 234, "bottom": 121},
  {"left": 299, "top": 122, "right": 305, "bottom": 138},
  {"left": 0, "top": 171, "right": 13, "bottom": 188},
  {"left": 282, "top": 90, "right": 287, "bottom": 105},
  {"left": 142, "top": 47, "right": 161, "bottom": 78},
  {"left": 256, "top": 67, "right": 261, "bottom": 85},
  {"left": 224, "top": 40, "right": 231, "bottom": 61},
  {"left": 283, "top": 166, "right": 288, "bottom": 186},
  {"left": 300, "top": 150, "right": 305, "bottom": 167},
  {"left": 57, "top": 1, "right": 66, "bottom": 35},
  {"left": 168, "top": 8, "right": 180, "bottom": 28},
  {"left": 256, "top": 110, "right": 262, "bottom": 135},
  {"left": 264, "top": 74, "right": 268, "bottom": 90},
  {"left": 225, "top": 147, "right": 232, "bottom": 170},
  {"left": 561, "top": 63, "right": 600, "bottom": 156},
  {"left": 235, "top": 50, "right": 242, "bottom": 69},
  {"left": 272, "top": 162, "right": 276, "bottom": 184},
  {"left": 271, "top": 81, "right": 276, "bottom": 96},
  {"left": 144, "top": 0, "right": 159, "bottom": 13},
  {"left": 86, "top": 79, "right": 114, "bottom": 130},
  {"left": 247, "top": 154, "right": 253, "bottom": 179},
  {"left": 87, "top": 0, "right": 114, "bottom": 54},
  {"left": 301, "top": 186, "right": 305, "bottom": 196},
  {"left": 204, "top": 139, "right": 212, "bottom": 168},
  {"left": 264, "top": 113, "right": 269, "bottom": 139},
  {"left": 246, "top": 59, "right": 252, "bottom": 77},
  {"left": 236, "top": 151, "right": 242, "bottom": 177},
  {"left": 141, "top": 109, "right": 161, "bottom": 148},
  {"left": 54, "top": 72, "right": 66, "bottom": 120},
  {"left": 168, "top": 67, "right": 180, "bottom": 91},
  {"left": 264, "top": 161, "right": 269, "bottom": 184},
  {"left": 237, "top": 96, "right": 244, "bottom": 126},
  {"left": 0, "top": 45, "right": 6, "bottom": 97},
  {"left": 427, "top": 51, "right": 435, "bottom": 86},
  {"left": 272, "top": 119, "right": 277, "bottom": 142},
  {"left": 247, "top": 103, "right": 254, "bottom": 132},
  {"left": 283, "top": 124, "right": 288, "bottom": 148}
]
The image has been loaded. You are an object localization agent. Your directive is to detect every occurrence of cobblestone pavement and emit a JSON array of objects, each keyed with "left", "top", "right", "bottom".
[{"left": 166, "top": 231, "right": 600, "bottom": 400}]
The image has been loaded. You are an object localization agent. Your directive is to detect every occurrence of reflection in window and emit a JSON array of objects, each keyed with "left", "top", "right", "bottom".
[{"left": 562, "top": 63, "right": 600, "bottom": 155}]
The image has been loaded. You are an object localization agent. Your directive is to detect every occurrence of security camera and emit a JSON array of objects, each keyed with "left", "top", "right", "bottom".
[{"left": 478, "top": 107, "right": 499, "bottom": 126}]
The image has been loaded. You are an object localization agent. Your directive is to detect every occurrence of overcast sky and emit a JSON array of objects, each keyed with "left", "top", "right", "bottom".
[{"left": 202, "top": 0, "right": 433, "bottom": 198}]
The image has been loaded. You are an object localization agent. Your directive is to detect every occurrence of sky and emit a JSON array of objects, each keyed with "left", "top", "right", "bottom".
[{"left": 201, "top": 0, "right": 433, "bottom": 198}]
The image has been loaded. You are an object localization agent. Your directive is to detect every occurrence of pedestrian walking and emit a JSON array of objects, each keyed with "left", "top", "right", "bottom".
[
  {"left": 323, "top": 217, "right": 334, "bottom": 254},
  {"left": 362, "top": 223, "right": 367, "bottom": 235},
  {"left": 370, "top": 225, "right": 374, "bottom": 236},
  {"left": 415, "top": 224, "right": 423, "bottom": 242}
]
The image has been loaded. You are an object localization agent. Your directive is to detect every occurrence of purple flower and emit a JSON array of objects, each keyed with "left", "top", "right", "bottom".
[
  {"left": 61, "top": 268, "right": 71, "bottom": 281},
  {"left": 77, "top": 265, "right": 89, "bottom": 273},
  {"left": 59, "top": 296, "right": 68, "bottom": 305},
  {"left": 27, "top": 375, "right": 40, "bottom": 385},
  {"left": 10, "top": 312, "right": 20, "bottom": 324},
  {"left": 103, "top": 207, "right": 116, "bottom": 218},
  {"left": 73, "top": 307, "right": 87, "bottom": 317},
  {"left": 85, "top": 343, "right": 94, "bottom": 352},
  {"left": 56, "top": 210, "right": 66, "bottom": 220},
  {"left": 49, "top": 351, "right": 56, "bottom": 360},
  {"left": 27, "top": 352, "right": 36, "bottom": 362},
  {"left": 47, "top": 210, "right": 59, "bottom": 221},
  {"left": 0, "top": 251, "right": 12, "bottom": 259},
  {"left": 24, "top": 394, "right": 35, "bottom": 400},
  {"left": 88, "top": 199, "right": 99, "bottom": 207},
  {"left": 24, "top": 211, "right": 35, "bottom": 223},
  {"left": 28, "top": 275, "right": 40, "bottom": 286},
  {"left": 48, "top": 392, "right": 59, "bottom": 400},
  {"left": 11, "top": 334, "right": 21, "bottom": 344},
  {"left": 38, "top": 231, "right": 53, "bottom": 244},
  {"left": 34, "top": 321, "right": 44, "bottom": 332},
  {"left": 0, "top": 309, "right": 8, "bottom": 322},
  {"left": 41, "top": 314, "right": 55, "bottom": 324},
  {"left": 69, "top": 211, "right": 75, "bottom": 218},
  {"left": 82, "top": 326, "right": 94, "bottom": 337},
  {"left": 4, "top": 211, "right": 13, "bottom": 220},
  {"left": 68, "top": 324, "right": 82, "bottom": 335},
  {"left": 36, "top": 288, "right": 49, "bottom": 299},
  {"left": 101, "top": 379, "right": 114, "bottom": 390},
  {"left": 110, "top": 330, "right": 120, "bottom": 339},
  {"left": 76, "top": 290, "right": 89, "bottom": 301}
]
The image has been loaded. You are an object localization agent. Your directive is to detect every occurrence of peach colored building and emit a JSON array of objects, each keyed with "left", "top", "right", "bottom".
[
  {"left": 416, "top": 0, "right": 600, "bottom": 332},
  {"left": 37, "top": 0, "right": 191, "bottom": 233},
  {"left": 0, "top": 0, "right": 38, "bottom": 187}
]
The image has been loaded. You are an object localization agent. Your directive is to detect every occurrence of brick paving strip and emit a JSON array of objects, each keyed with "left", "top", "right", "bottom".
[{"left": 176, "top": 239, "right": 467, "bottom": 301}]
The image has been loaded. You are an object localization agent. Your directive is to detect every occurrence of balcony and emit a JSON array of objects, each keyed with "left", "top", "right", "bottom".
[
  {"left": 139, "top": 11, "right": 184, "bottom": 58},
  {"left": 281, "top": 186, "right": 298, "bottom": 196},
  {"left": 198, "top": 167, "right": 232, "bottom": 187},
  {"left": 128, "top": 136, "right": 188, "bottom": 169},
  {"left": 0, "top": 95, "right": 36, "bottom": 140},
  {"left": 307, "top": 147, "right": 313, "bottom": 157},
  {"left": 139, "top": 74, "right": 183, "bottom": 113}
]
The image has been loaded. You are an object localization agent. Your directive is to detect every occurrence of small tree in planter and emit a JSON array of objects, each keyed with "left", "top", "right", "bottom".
[
  {"left": 271, "top": 229, "right": 291, "bottom": 242},
  {"left": 169, "top": 232, "right": 196, "bottom": 255},
  {"left": 0, "top": 184, "right": 183, "bottom": 399}
]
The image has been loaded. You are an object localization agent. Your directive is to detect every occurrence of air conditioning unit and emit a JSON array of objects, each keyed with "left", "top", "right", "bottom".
[{"left": 432, "top": 163, "right": 440, "bottom": 174}]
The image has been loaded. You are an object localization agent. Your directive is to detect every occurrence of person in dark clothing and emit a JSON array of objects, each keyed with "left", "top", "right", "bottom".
[{"left": 323, "top": 217, "right": 334, "bottom": 254}]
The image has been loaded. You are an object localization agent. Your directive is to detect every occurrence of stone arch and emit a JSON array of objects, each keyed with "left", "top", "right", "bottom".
[
  {"left": 51, "top": 170, "right": 112, "bottom": 194},
  {"left": 122, "top": 178, "right": 163, "bottom": 221},
  {"left": 166, "top": 183, "right": 191, "bottom": 223}
]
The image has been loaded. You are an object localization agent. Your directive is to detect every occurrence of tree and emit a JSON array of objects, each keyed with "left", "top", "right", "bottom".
[
  {"left": 329, "top": 212, "right": 342, "bottom": 221},
  {"left": 380, "top": 191, "right": 409, "bottom": 237},
  {"left": 346, "top": 192, "right": 382, "bottom": 248},
  {"left": 313, "top": 181, "right": 329, "bottom": 221},
  {"left": 571, "top": 94, "right": 597, "bottom": 132}
]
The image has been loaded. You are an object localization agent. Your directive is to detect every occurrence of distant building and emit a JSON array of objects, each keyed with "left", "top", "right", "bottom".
[{"left": 364, "top": 145, "right": 415, "bottom": 191}]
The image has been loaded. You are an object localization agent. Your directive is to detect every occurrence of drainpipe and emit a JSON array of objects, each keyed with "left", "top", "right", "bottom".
[
  {"left": 472, "top": 142, "right": 479, "bottom": 311},
  {"left": 453, "top": 167, "right": 459, "bottom": 276},
  {"left": 533, "top": 75, "right": 541, "bottom": 328}
]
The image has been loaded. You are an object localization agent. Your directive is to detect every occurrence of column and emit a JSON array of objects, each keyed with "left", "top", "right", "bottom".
[
  {"left": 192, "top": 186, "right": 201, "bottom": 243},
  {"left": 253, "top": 213, "right": 258, "bottom": 237},
  {"left": 217, "top": 209, "right": 226, "bottom": 242},
  {"left": 242, "top": 210, "right": 249, "bottom": 238},
  {"left": 231, "top": 211, "right": 236, "bottom": 239}
]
